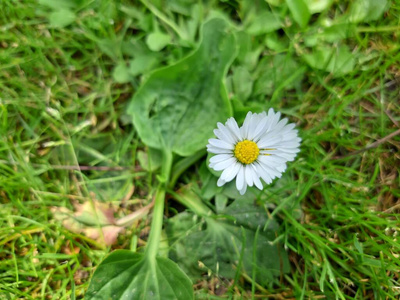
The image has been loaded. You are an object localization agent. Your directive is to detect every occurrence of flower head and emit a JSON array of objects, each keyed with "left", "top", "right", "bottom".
[{"left": 207, "top": 109, "right": 301, "bottom": 195}]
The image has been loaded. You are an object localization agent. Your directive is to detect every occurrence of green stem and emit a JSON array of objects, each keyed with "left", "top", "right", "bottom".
[
  {"left": 145, "top": 150, "right": 173, "bottom": 259},
  {"left": 357, "top": 25, "right": 400, "bottom": 33}
]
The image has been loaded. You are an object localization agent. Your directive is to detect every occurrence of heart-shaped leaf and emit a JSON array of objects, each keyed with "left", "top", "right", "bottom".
[
  {"left": 166, "top": 201, "right": 290, "bottom": 283},
  {"left": 347, "top": 0, "right": 388, "bottom": 23},
  {"left": 85, "top": 250, "right": 194, "bottom": 300},
  {"left": 286, "top": 0, "right": 311, "bottom": 28},
  {"left": 146, "top": 31, "right": 171, "bottom": 52},
  {"left": 246, "top": 11, "right": 282, "bottom": 35},
  {"left": 49, "top": 9, "right": 76, "bottom": 28},
  {"left": 303, "top": 45, "right": 356, "bottom": 76},
  {"left": 113, "top": 62, "right": 131, "bottom": 83},
  {"left": 127, "top": 18, "right": 236, "bottom": 157}
]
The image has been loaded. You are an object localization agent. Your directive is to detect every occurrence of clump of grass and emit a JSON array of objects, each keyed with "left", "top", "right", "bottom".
[{"left": 1, "top": 0, "right": 399, "bottom": 299}]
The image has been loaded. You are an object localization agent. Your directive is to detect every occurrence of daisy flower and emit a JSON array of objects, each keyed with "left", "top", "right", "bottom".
[{"left": 207, "top": 109, "right": 301, "bottom": 195}]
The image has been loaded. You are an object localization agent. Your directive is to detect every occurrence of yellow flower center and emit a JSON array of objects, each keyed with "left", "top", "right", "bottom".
[{"left": 234, "top": 140, "right": 259, "bottom": 164}]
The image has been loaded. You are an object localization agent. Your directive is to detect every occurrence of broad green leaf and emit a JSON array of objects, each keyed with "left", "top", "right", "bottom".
[
  {"left": 234, "top": 31, "right": 263, "bottom": 70},
  {"left": 265, "top": 32, "right": 288, "bottom": 51},
  {"left": 112, "top": 62, "right": 131, "bottom": 83},
  {"left": 48, "top": 9, "right": 76, "bottom": 28},
  {"left": 363, "top": 0, "right": 389, "bottom": 22},
  {"left": 235, "top": 31, "right": 251, "bottom": 63},
  {"left": 239, "top": 0, "right": 271, "bottom": 22},
  {"left": 232, "top": 66, "right": 253, "bottom": 101},
  {"left": 304, "top": 0, "right": 332, "bottom": 14},
  {"left": 167, "top": 213, "right": 241, "bottom": 279},
  {"left": 286, "top": 0, "right": 311, "bottom": 28},
  {"left": 319, "top": 23, "right": 355, "bottom": 43},
  {"left": 127, "top": 18, "right": 236, "bottom": 157},
  {"left": 304, "top": 23, "right": 356, "bottom": 46},
  {"left": 253, "top": 54, "right": 303, "bottom": 97},
  {"left": 129, "top": 54, "right": 159, "bottom": 76},
  {"left": 222, "top": 198, "right": 270, "bottom": 230},
  {"left": 166, "top": 206, "right": 289, "bottom": 283},
  {"left": 303, "top": 45, "right": 356, "bottom": 76},
  {"left": 348, "top": 0, "right": 388, "bottom": 23},
  {"left": 85, "top": 250, "right": 194, "bottom": 300},
  {"left": 146, "top": 32, "right": 171, "bottom": 52},
  {"left": 246, "top": 11, "right": 282, "bottom": 35}
]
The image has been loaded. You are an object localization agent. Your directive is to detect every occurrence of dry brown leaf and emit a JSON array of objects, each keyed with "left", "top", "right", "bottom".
[{"left": 52, "top": 199, "right": 154, "bottom": 246}]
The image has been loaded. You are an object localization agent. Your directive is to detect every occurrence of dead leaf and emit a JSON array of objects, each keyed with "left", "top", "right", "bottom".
[{"left": 51, "top": 199, "right": 154, "bottom": 246}]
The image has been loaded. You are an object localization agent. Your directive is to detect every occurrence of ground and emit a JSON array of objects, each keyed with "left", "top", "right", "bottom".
[{"left": 1, "top": 0, "right": 399, "bottom": 299}]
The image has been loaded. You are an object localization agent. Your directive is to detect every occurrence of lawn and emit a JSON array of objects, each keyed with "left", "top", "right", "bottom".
[{"left": 1, "top": 0, "right": 399, "bottom": 299}]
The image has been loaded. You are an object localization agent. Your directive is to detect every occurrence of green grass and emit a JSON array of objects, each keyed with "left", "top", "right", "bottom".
[{"left": 1, "top": 0, "right": 400, "bottom": 299}]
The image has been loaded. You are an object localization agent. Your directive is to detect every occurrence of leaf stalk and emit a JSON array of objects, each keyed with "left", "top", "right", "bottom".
[{"left": 145, "top": 150, "right": 173, "bottom": 259}]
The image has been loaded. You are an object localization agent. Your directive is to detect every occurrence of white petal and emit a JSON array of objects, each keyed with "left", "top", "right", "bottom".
[
  {"left": 268, "top": 108, "right": 275, "bottom": 116},
  {"left": 236, "top": 165, "right": 245, "bottom": 191},
  {"left": 276, "top": 147, "right": 300, "bottom": 154},
  {"left": 244, "top": 165, "right": 254, "bottom": 187},
  {"left": 207, "top": 145, "right": 232, "bottom": 154},
  {"left": 263, "top": 111, "right": 276, "bottom": 134},
  {"left": 280, "top": 123, "right": 296, "bottom": 133},
  {"left": 255, "top": 163, "right": 273, "bottom": 184},
  {"left": 273, "top": 152, "right": 297, "bottom": 161},
  {"left": 239, "top": 185, "right": 247, "bottom": 195},
  {"left": 253, "top": 175, "right": 263, "bottom": 190},
  {"left": 273, "top": 140, "right": 301, "bottom": 148},
  {"left": 214, "top": 123, "right": 236, "bottom": 144},
  {"left": 217, "top": 177, "right": 226, "bottom": 187},
  {"left": 258, "top": 154, "right": 286, "bottom": 164},
  {"left": 213, "top": 157, "right": 237, "bottom": 171},
  {"left": 209, "top": 154, "right": 233, "bottom": 164},
  {"left": 255, "top": 111, "right": 267, "bottom": 122},
  {"left": 267, "top": 111, "right": 281, "bottom": 132},
  {"left": 226, "top": 118, "right": 242, "bottom": 141},
  {"left": 240, "top": 112, "right": 253, "bottom": 139},
  {"left": 221, "top": 162, "right": 241, "bottom": 182},
  {"left": 217, "top": 123, "right": 238, "bottom": 144},
  {"left": 247, "top": 114, "right": 262, "bottom": 140},
  {"left": 250, "top": 164, "right": 263, "bottom": 190},
  {"left": 258, "top": 135, "right": 283, "bottom": 148},
  {"left": 281, "top": 132, "right": 299, "bottom": 141},
  {"left": 252, "top": 116, "right": 269, "bottom": 141},
  {"left": 276, "top": 164, "right": 287, "bottom": 172},
  {"left": 258, "top": 156, "right": 282, "bottom": 178},
  {"left": 208, "top": 138, "right": 234, "bottom": 150},
  {"left": 275, "top": 118, "right": 288, "bottom": 131},
  {"left": 273, "top": 111, "right": 281, "bottom": 124}
]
